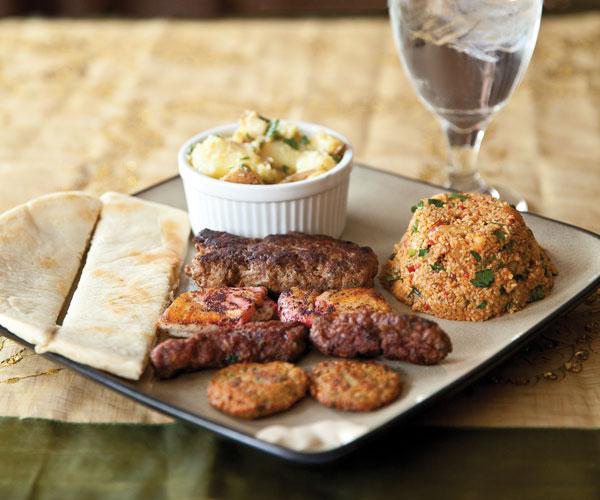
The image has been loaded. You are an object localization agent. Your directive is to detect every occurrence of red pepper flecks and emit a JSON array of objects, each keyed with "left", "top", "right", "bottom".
[{"left": 407, "top": 265, "right": 416, "bottom": 273}]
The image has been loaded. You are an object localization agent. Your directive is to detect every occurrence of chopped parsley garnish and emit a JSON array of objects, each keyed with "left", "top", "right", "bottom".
[
  {"left": 258, "top": 114, "right": 270, "bottom": 123},
  {"left": 240, "top": 164, "right": 251, "bottom": 172},
  {"left": 494, "top": 229, "right": 506, "bottom": 244},
  {"left": 411, "top": 200, "right": 424, "bottom": 213},
  {"left": 409, "top": 287, "right": 421, "bottom": 298},
  {"left": 385, "top": 272, "right": 401, "bottom": 283},
  {"left": 281, "top": 165, "right": 291, "bottom": 174},
  {"left": 428, "top": 198, "right": 445, "bottom": 208},
  {"left": 470, "top": 250, "right": 482, "bottom": 262},
  {"left": 499, "top": 285, "right": 507, "bottom": 296},
  {"left": 476, "top": 300, "right": 488, "bottom": 309},
  {"left": 530, "top": 286, "right": 545, "bottom": 302},
  {"left": 300, "top": 134, "right": 310, "bottom": 145},
  {"left": 240, "top": 156, "right": 250, "bottom": 161},
  {"left": 407, "top": 248, "right": 417, "bottom": 257},
  {"left": 283, "top": 137, "right": 299, "bottom": 150},
  {"left": 332, "top": 153, "right": 343, "bottom": 162},
  {"left": 418, "top": 248, "right": 429, "bottom": 257},
  {"left": 504, "top": 240, "right": 515, "bottom": 252},
  {"left": 471, "top": 269, "right": 495, "bottom": 288},
  {"left": 430, "top": 262, "right": 445, "bottom": 272},
  {"left": 186, "top": 143, "right": 196, "bottom": 155},
  {"left": 448, "top": 192, "right": 468, "bottom": 201},
  {"left": 265, "top": 119, "right": 280, "bottom": 138},
  {"left": 412, "top": 221, "right": 419, "bottom": 234}
]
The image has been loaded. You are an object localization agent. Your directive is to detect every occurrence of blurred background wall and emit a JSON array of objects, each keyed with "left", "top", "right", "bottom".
[{"left": 0, "top": 0, "right": 598, "bottom": 17}]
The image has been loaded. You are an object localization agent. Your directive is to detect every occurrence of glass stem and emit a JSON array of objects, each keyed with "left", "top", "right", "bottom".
[{"left": 442, "top": 121, "right": 486, "bottom": 193}]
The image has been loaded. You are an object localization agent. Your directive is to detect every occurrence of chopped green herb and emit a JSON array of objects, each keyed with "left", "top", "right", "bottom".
[
  {"left": 385, "top": 272, "right": 401, "bottom": 283},
  {"left": 494, "top": 229, "right": 507, "bottom": 244},
  {"left": 240, "top": 156, "right": 250, "bottom": 161},
  {"left": 499, "top": 285, "right": 507, "bottom": 296},
  {"left": 389, "top": 252, "right": 397, "bottom": 260},
  {"left": 449, "top": 192, "right": 468, "bottom": 201},
  {"left": 412, "top": 220, "right": 419, "bottom": 234},
  {"left": 281, "top": 165, "right": 291, "bottom": 174},
  {"left": 504, "top": 240, "right": 515, "bottom": 252},
  {"left": 496, "top": 261, "right": 505, "bottom": 270},
  {"left": 428, "top": 198, "right": 445, "bottom": 208},
  {"left": 258, "top": 114, "right": 270, "bottom": 123},
  {"left": 430, "top": 262, "right": 445, "bottom": 272},
  {"left": 300, "top": 134, "right": 310, "bottom": 145},
  {"left": 245, "top": 132, "right": 253, "bottom": 141},
  {"left": 418, "top": 248, "right": 429, "bottom": 257},
  {"left": 509, "top": 203, "right": 517, "bottom": 209},
  {"left": 411, "top": 200, "right": 425, "bottom": 213},
  {"left": 476, "top": 300, "right": 488, "bottom": 309},
  {"left": 409, "top": 287, "right": 422, "bottom": 298},
  {"left": 471, "top": 269, "right": 495, "bottom": 288},
  {"left": 332, "top": 153, "right": 343, "bottom": 162},
  {"left": 283, "top": 137, "right": 299, "bottom": 150},
  {"left": 407, "top": 248, "right": 417, "bottom": 257},
  {"left": 240, "top": 164, "right": 251, "bottom": 172},
  {"left": 265, "top": 119, "right": 280, "bottom": 138},
  {"left": 470, "top": 250, "right": 482, "bottom": 262},
  {"left": 530, "top": 286, "right": 545, "bottom": 302},
  {"left": 186, "top": 143, "right": 196, "bottom": 155}
]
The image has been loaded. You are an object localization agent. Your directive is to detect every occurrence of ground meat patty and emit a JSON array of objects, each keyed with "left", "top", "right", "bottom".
[
  {"left": 186, "top": 229, "right": 379, "bottom": 293},
  {"left": 309, "top": 360, "right": 402, "bottom": 412},
  {"left": 310, "top": 311, "right": 452, "bottom": 365},
  {"left": 208, "top": 362, "right": 309, "bottom": 419},
  {"left": 381, "top": 192, "right": 557, "bottom": 321},
  {"left": 151, "top": 321, "right": 308, "bottom": 378}
]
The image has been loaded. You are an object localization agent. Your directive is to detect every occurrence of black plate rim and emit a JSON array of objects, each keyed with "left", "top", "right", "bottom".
[{"left": 2, "top": 165, "right": 600, "bottom": 464}]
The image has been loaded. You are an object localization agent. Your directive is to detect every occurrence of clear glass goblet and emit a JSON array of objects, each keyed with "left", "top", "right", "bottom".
[{"left": 388, "top": 0, "right": 543, "bottom": 210}]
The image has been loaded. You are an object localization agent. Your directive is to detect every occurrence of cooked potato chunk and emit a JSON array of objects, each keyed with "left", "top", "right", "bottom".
[
  {"left": 190, "top": 135, "right": 261, "bottom": 178},
  {"left": 296, "top": 150, "right": 336, "bottom": 173},
  {"left": 221, "top": 165, "right": 263, "bottom": 184},
  {"left": 260, "top": 141, "right": 301, "bottom": 172},
  {"left": 312, "top": 131, "right": 344, "bottom": 156}
]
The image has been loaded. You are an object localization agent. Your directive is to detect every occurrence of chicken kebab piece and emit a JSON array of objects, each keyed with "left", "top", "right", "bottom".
[{"left": 159, "top": 286, "right": 277, "bottom": 338}]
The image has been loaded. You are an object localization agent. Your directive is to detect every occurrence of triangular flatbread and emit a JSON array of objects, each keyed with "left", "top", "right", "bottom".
[
  {"left": 38, "top": 192, "right": 190, "bottom": 380},
  {"left": 0, "top": 192, "right": 102, "bottom": 345}
]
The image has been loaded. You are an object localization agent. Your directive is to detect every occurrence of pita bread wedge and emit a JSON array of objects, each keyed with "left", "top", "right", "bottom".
[
  {"left": 38, "top": 192, "right": 190, "bottom": 380},
  {"left": 0, "top": 192, "right": 102, "bottom": 345}
]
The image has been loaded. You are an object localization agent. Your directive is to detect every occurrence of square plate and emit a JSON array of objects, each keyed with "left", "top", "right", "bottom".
[{"left": 2, "top": 165, "right": 600, "bottom": 464}]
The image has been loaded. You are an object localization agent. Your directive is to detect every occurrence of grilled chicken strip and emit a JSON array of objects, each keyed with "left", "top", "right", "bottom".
[
  {"left": 151, "top": 321, "right": 308, "bottom": 379},
  {"left": 159, "top": 287, "right": 273, "bottom": 338},
  {"left": 310, "top": 312, "right": 452, "bottom": 365},
  {"left": 185, "top": 230, "right": 379, "bottom": 293},
  {"left": 278, "top": 287, "right": 391, "bottom": 327}
]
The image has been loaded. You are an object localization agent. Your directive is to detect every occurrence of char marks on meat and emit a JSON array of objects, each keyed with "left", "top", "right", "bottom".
[
  {"left": 151, "top": 320, "right": 308, "bottom": 379},
  {"left": 310, "top": 312, "right": 452, "bottom": 365},
  {"left": 186, "top": 230, "right": 379, "bottom": 293}
]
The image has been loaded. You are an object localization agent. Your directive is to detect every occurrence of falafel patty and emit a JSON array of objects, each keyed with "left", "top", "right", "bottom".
[
  {"left": 207, "top": 362, "right": 308, "bottom": 419},
  {"left": 381, "top": 193, "right": 557, "bottom": 321},
  {"left": 309, "top": 360, "right": 402, "bottom": 412}
]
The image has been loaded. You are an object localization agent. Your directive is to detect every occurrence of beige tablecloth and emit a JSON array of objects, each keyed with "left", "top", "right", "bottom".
[{"left": 0, "top": 15, "right": 599, "bottom": 427}]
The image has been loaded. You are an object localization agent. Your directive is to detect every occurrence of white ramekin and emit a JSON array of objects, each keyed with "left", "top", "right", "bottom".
[{"left": 178, "top": 121, "right": 353, "bottom": 238}]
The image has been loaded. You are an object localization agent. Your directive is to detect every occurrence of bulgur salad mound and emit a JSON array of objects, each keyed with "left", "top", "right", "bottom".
[{"left": 381, "top": 193, "right": 558, "bottom": 321}]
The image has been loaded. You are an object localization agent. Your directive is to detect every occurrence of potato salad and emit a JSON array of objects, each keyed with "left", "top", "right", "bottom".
[{"left": 188, "top": 111, "right": 346, "bottom": 184}]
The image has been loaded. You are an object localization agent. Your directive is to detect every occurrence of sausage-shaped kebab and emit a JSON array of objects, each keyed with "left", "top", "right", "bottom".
[{"left": 151, "top": 320, "right": 307, "bottom": 379}]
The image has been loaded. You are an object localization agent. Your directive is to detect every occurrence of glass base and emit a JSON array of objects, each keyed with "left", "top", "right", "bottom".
[{"left": 445, "top": 172, "right": 528, "bottom": 212}]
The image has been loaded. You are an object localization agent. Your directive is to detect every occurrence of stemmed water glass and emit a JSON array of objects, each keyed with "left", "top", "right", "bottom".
[{"left": 388, "top": 0, "right": 543, "bottom": 209}]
